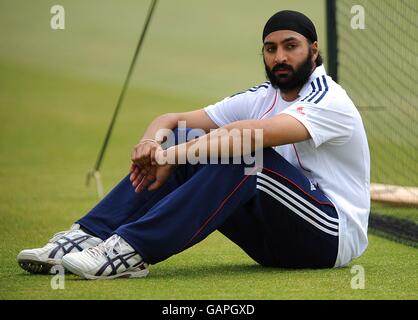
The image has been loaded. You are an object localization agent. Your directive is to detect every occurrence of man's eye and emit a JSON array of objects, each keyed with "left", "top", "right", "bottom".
[
  {"left": 266, "top": 47, "right": 275, "bottom": 53},
  {"left": 287, "top": 44, "right": 296, "bottom": 49}
]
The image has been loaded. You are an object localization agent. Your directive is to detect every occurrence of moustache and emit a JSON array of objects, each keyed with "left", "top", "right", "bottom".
[{"left": 272, "top": 64, "right": 294, "bottom": 73}]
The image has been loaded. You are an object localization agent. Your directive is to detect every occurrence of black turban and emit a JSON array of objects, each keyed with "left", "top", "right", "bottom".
[{"left": 262, "top": 10, "right": 317, "bottom": 43}]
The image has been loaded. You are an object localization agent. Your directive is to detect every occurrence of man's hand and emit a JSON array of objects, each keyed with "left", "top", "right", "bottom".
[
  {"left": 131, "top": 139, "right": 161, "bottom": 168},
  {"left": 130, "top": 141, "right": 175, "bottom": 193},
  {"left": 129, "top": 162, "right": 175, "bottom": 193}
]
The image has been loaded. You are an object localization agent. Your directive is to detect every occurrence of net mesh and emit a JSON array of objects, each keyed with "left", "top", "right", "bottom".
[{"left": 334, "top": 0, "right": 418, "bottom": 204}]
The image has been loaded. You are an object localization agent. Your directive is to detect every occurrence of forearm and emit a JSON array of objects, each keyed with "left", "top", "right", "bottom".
[
  {"left": 140, "top": 113, "right": 180, "bottom": 143},
  {"left": 161, "top": 115, "right": 310, "bottom": 164},
  {"left": 164, "top": 120, "right": 263, "bottom": 163}
]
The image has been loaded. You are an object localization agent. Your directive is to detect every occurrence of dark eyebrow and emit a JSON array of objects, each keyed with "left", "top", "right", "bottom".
[
  {"left": 263, "top": 37, "right": 300, "bottom": 46},
  {"left": 263, "top": 41, "right": 276, "bottom": 46},
  {"left": 281, "top": 37, "right": 299, "bottom": 44}
]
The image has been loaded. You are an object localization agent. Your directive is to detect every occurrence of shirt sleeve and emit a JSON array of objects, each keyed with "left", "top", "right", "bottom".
[
  {"left": 281, "top": 101, "right": 355, "bottom": 148},
  {"left": 204, "top": 92, "right": 253, "bottom": 127}
]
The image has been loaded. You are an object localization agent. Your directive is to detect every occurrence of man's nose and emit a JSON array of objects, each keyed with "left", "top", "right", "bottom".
[{"left": 274, "top": 49, "right": 287, "bottom": 64}]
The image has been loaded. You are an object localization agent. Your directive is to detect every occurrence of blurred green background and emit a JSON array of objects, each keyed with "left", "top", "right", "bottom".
[
  {"left": 335, "top": 0, "right": 417, "bottom": 222},
  {"left": 0, "top": 0, "right": 326, "bottom": 100},
  {"left": 0, "top": 0, "right": 416, "bottom": 299}
]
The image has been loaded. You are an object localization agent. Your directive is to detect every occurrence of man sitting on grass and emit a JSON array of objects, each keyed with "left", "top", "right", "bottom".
[{"left": 17, "top": 10, "right": 370, "bottom": 280}]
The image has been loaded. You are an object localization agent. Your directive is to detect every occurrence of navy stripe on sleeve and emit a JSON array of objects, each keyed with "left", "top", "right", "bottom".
[{"left": 301, "top": 76, "right": 329, "bottom": 104}]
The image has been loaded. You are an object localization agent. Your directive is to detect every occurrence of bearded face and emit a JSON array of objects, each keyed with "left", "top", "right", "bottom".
[{"left": 264, "top": 48, "right": 314, "bottom": 92}]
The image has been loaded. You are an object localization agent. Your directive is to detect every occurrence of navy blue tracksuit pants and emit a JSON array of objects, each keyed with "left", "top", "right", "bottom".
[{"left": 78, "top": 132, "right": 339, "bottom": 269}]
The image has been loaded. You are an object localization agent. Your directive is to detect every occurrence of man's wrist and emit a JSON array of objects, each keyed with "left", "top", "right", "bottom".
[{"left": 139, "top": 138, "right": 161, "bottom": 145}]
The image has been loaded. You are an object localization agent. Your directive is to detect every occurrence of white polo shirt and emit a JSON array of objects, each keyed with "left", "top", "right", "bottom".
[{"left": 204, "top": 65, "right": 370, "bottom": 267}]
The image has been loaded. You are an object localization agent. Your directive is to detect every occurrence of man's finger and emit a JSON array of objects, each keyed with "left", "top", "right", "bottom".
[
  {"left": 133, "top": 173, "right": 144, "bottom": 187},
  {"left": 138, "top": 167, "right": 149, "bottom": 179},
  {"left": 131, "top": 167, "right": 140, "bottom": 181},
  {"left": 136, "top": 177, "right": 150, "bottom": 193},
  {"left": 147, "top": 180, "right": 161, "bottom": 191},
  {"left": 134, "top": 174, "right": 147, "bottom": 191},
  {"left": 131, "top": 147, "right": 140, "bottom": 163},
  {"left": 150, "top": 148, "right": 157, "bottom": 166},
  {"left": 133, "top": 144, "right": 146, "bottom": 163},
  {"left": 129, "top": 164, "right": 138, "bottom": 181},
  {"left": 135, "top": 168, "right": 157, "bottom": 192},
  {"left": 129, "top": 162, "right": 136, "bottom": 173}
]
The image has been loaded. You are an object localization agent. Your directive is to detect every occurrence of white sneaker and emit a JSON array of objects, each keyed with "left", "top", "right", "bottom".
[
  {"left": 17, "top": 224, "right": 103, "bottom": 274},
  {"left": 62, "top": 234, "right": 149, "bottom": 280}
]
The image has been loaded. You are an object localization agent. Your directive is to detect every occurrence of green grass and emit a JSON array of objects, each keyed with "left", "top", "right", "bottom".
[
  {"left": 0, "top": 0, "right": 416, "bottom": 300},
  {"left": 0, "top": 61, "right": 417, "bottom": 300},
  {"left": 1, "top": 233, "right": 417, "bottom": 300}
]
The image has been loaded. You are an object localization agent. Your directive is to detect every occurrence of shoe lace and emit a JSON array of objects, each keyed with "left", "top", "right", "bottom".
[
  {"left": 48, "top": 228, "right": 74, "bottom": 243},
  {"left": 86, "top": 235, "right": 122, "bottom": 259}
]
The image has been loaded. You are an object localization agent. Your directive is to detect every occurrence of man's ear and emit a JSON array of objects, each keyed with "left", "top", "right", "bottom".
[{"left": 310, "top": 41, "right": 319, "bottom": 64}]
